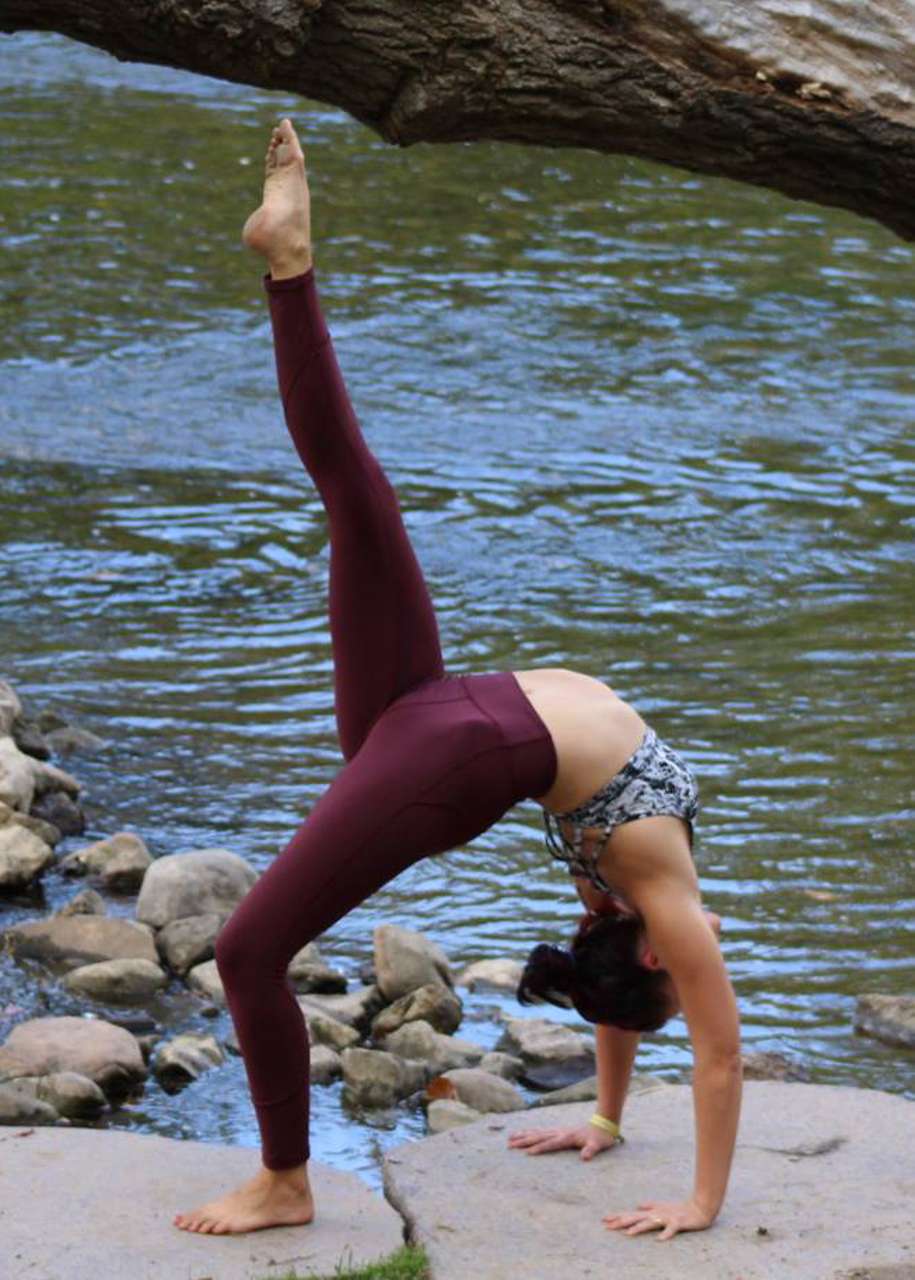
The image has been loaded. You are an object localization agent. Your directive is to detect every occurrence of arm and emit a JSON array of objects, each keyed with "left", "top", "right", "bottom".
[{"left": 595, "top": 1022, "right": 641, "bottom": 1128}]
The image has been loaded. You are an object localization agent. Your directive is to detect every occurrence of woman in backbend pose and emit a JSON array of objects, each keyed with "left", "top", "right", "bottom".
[{"left": 173, "top": 119, "right": 740, "bottom": 1243}]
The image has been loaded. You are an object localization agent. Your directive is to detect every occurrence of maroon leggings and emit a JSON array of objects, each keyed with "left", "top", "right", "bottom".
[{"left": 214, "top": 267, "right": 557, "bottom": 1169}]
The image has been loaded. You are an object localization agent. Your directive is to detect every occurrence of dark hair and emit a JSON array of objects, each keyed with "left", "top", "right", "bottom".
[{"left": 517, "top": 913, "right": 671, "bottom": 1031}]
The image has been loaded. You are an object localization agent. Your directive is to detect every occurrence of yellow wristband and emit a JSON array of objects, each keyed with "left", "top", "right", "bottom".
[{"left": 589, "top": 1113, "right": 623, "bottom": 1140}]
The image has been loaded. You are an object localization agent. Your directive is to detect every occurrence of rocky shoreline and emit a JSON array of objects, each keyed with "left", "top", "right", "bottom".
[{"left": 2, "top": 676, "right": 913, "bottom": 1141}]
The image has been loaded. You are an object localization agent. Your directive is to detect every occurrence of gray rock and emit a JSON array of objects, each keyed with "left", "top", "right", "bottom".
[
  {"left": 156, "top": 911, "right": 225, "bottom": 975},
  {"left": 741, "top": 1050, "right": 811, "bottom": 1082},
  {"left": 34, "top": 1070, "right": 107, "bottom": 1118},
  {"left": 302, "top": 1006, "right": 361, "bottom": 1052},
  {"left": 5, "top": 1127, "right": 405, "bottom": 1278},
  {"left": 135, "top": 848, "right": 256, "bottom": 929},
  {"left": 530, "top": 1071, "right": 668, "bottom": 1108},
  {"left": 0, "top": 822, "right": 55, "bottom": 891},
  {"left": 427, "top": 1099, "right": 482, "bottom": 1133},
  {"left": 57, "top": 888, "right": 107, "bottom": 916},
  {"left": 341, "top": 1047, "right": 429, "bottom": 1108},
  {"left": 0, "top": 735, "right": 37, "bottom": 810},
  {"left": 310, "top": 1044, "right": 343, "bottom": 1085},
  {"left": 0, "top": 1081, "right": 60, "bottom": 1124},
  {"left": 13, "top": 718, "right": 51, "bottom": 761},
  {"left": 59, "top": 831, "right": 152, "bottom": 893},
  {"left": 299, "top": 985, "right": 385, "bottom": 1036},
  {"left": 372, "top": 982, "right": 463, "bottom": 1040},
  {"left": 855, "top": 994, "right": 915, "bottom": 1049},
  {"left": 478, "top": 1051, "right": 525, "bottom": 1081},
  {"left": 379, "top": 1020, "right": 484, "bottom": 1073},
  {"left": 0, "top": 681, "right": 23, "bottom": 736},
  {"left": 384, "top": 1083, "right": 915, "bottom": 1280},
  {"left": 288, "top": 940, "right": 348, "bottom": 994},
  {"left": 3, "top": 914, "right": 159, "bottom": 971},
  {"left": 30, "top": 789, "right": 85, "bottom": 837},
  {"left": 1, "top": 1015, "right": 147, "bottom": 1097},
  {"left": 374, "top": 924, "right": 453, "bottom": 1002},
  {"left": 497, "top": 1014, "right": 595, "bottom": 1089},
  {"left": 0, "top": 798, "right": 61, "bottom": 847},
  {"left": 457, "top": 958, "right": 524, "bottom": 993},
  {"left": 186, "top": 957, "right": 225, "bottom": 1003},
  {"left": 62, "top": 958, "right": 169, "bottom": 1001},
  {"left": 152, "top": 1033, "right": 225, "bottom": 1089},
  {"left": 44, "top": 725, "right": 107, "bottom": 756},
  {"left": 440, "top": 1068, "right": 525, "bottom": 1113}
]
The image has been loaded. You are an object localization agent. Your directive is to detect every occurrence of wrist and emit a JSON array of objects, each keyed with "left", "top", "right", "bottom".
[
  {"left": 589, "top": 1113, "right": 623, "bottom": 1141},
  {"left": 691, "top": 1192, "right": 721, "bottom": 1220}
]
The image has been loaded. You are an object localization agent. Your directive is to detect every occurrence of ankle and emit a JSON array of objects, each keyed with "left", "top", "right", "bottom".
[
  {"left": 267, "top": 246, "right": 313, "bottom": 281},
  {"left": 259, "top": 1161, "right": 310, "bottom": 1189}
]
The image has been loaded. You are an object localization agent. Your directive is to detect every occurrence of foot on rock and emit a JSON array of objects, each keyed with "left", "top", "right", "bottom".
[{"left": 173, "top": 1165, "right": 315, "bottom": 1235}]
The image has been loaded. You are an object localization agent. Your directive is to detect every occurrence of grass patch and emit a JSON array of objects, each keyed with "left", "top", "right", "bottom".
[{"left": 265, "top": 1244, "right": 430, "bottom": 1280}]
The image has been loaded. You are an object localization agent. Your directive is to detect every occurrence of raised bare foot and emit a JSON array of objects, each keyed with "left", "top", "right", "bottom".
[
  {"left": 242, "top": 117, "right": 313, "bottom": 280},
  {"left": 173, "top": 1163, "right": 314, "bottom": 1235}
]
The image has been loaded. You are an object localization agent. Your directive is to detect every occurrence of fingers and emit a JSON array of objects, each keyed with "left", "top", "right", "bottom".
[{"left": 507, "top": 1129, "right": 571, "bottom": 1155}]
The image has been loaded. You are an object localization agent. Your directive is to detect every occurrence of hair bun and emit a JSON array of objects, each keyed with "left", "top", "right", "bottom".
[{"left": 517, "top": 942, "right": 576, "bottom": 1009}]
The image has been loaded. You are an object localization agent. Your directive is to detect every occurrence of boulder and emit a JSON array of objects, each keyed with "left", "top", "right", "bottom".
[
  {"left": 44, "top": 725, "right": 107, "bottom": 756},
  {"left": 152, "top": 1033, "right": 225, "bottom": 1089},
  {"left": 12, "top": 718, "right": 51, "bottom": 761},
  {"left": 0, "top": 798, "right": 61, "bottom": 848},
  {"left": 135, "top": 848, "right": 256, "bottom": 929},
  {"left": 371, "top": 982, "right": 463, "bottom": 1040},
  {"left": 287, "top": 941, "right": 348, "bottom": 994},
  {"left": 478, "top": 1051, "right": 525, "bottom": 1081},
  {"left": 156, "top": 912, "right": 225, "bottom": 975},
  {"left": 439, "top": 1068, "right": 525, "bottom": 1113},
  {"left": 379, "top": 1020, "right": 484, "bottom": 1074},
  {"left": 374, "top": 924, "right": 453, "bottom": 1001},
  {"left": 497, "top": 1015, "right": 595, "bottom": 1090},
  {"left": 3, "top": 915, "right": 159, "bottom": 971},
  {"left": 0, "top": 681, "right": 23, "bottom": 735},
  {"left": 33, "top": 1070, "right": 107, "bottom": 1118},
  {"left": 0, "top": 823, "right": 55, "bottom": 891},
  {"left": 854, "top": 994, "right": 915, "bottom": 1049},
  {"left": 1, "top": 1015, "right": 146, "bottom": 1097},
  {"left": 62, "top": 958, "right": 169, "bottom": 1001},
  {"left": 0, "top": 735, "right": 37, "bottom": 810},
  {"left": 30, "top": 789, "right": 85, "bottom": 836},
  {"left": 530, "top": 1071, "right": 668, "bottom": 1108},
  {"left": 457, "top": 958, "right": 524, "bottom": 993},
  {"left": 59, "top": 831, "right": 152, "bottom": 893},
  {"left": 341, "top": 1047, "right": 428, "bottom": 1108},
  {"left": 310, "top": 1044, "right": 343, "bottom": 1085},
  {"left": 0, "top": 1082, "right": 59, "bottom": 1124},
  {"left": 427, "top": 1099, "right": 482, "bottom": 1134},
  {"left": 186, "top": 958, "right": 225, "bottom": 1003},
  {"left": 57, "top": 888, "right": 106, "bottom": 916},
  {"left": 299, "top": 986, "right": 385, "bottom": 1036},
  {"left": 741, "top": 1050, "right": 811, "bottom": 1082},
  {"left": 302, "top": 1007, "right": 361, "bottom": 1052}
]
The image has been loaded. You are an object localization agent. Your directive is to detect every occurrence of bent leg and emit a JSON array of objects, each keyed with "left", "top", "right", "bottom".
[{"left": 266, "top": 269, "right": 445, "bottom": 760}]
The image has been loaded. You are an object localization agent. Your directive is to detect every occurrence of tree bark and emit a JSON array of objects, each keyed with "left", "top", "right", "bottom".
[{"left": 3, "top": 0, "right": 913, "bottom": 241}]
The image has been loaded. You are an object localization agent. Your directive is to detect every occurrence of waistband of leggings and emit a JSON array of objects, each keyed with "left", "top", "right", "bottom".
[{"left": 460, "top": 671, "right": 558, "bottom": 802}]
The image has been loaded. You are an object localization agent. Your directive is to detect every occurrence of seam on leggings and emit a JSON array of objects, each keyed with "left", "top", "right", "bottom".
[
  {"left": 274, "top": 740, "right": 514, "bottom": 958},
  {"left": 459, "top": 676, "right": 521, "bottom": 796},
  {"left": 280, "top": 334, "right": 333, "bottom": 417}
]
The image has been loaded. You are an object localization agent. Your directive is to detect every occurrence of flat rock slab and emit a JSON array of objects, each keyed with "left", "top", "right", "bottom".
[
  {"left": 1, "top": 1126, "right": 403, "bottom": 1280},
  {"left": 384, "top": 1081, "right": 915, "bottom": 1280}
]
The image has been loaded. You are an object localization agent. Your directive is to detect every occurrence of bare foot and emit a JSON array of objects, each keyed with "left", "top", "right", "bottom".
[
  {"left": 173, "top": 1163, "right": 315, "bottom": 1235},
  {"left": 242, "top": 117, "right": 313, "bottom": 280}
]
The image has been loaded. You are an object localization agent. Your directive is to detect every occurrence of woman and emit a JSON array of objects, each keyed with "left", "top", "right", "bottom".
[{"left": 173, "top": 119, "right": 740, "bottom": 1242}]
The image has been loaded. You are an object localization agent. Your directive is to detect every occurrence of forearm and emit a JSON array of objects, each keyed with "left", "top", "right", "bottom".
[
  {"left": 691, "top": 1055, "right": 742, "bottom": 1217},
  {"left": 595, "top": 1024, "right": 641, "bottom": 1124}
]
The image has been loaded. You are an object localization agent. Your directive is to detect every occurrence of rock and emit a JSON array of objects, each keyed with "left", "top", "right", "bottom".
[
  {"left": 35, "top": 709, "right": 68, "bottom": 733},
  {"left": 0, "top": 681, "right": 23, "bottom": 736},
  {"left": 6, "top": 1127, "right": 405, "bottom": 1277},
  {"left": 384, "top": 1083, "right": 915, "bottom": 1280},
  {"left": 0, "top": 798, "right": 61, "bottom": 847},
  {"left": 62, "top": 958, "right": 169, "bottom": 1001},
  {"left": 302, "top": 1007, "right": 361, "bottom": 1053},
  {"left": 34, "top": 1070, "right": 107, "bottom": 1118},
  {"left": 186, "top": 958, "right": 225, "bottom": 1003},
  {"left": 44, "top": 725, "right": 107, "bottom": 756},
  {"left": 30, "top": 789, "right": 85, "bottom": 837},
  {"left": 457, "top": 958, "right": 525, "bottom": 993},
  {"left": 439, "top": 1068, "right": 525, "bottom": 1113},
  {"left": 478, "top": 1051, "right": 525, "bottom": 1081},
  {"left": 299, "top": 986, "right": 385, "bottom": 1036},
  {"left": 374, "top": 924, "right": 453, "bottom": 1002},
  {"left": 0, "top": 1045, "right": 32, "bottom": 1082},
  {"left": 855, "top": 994, "right": 915, "bottom": 1049},
  {"left": 0, "top": 1081, "right": 60, "bottom": 1124},
  {"left": 379, "top": 1021, "right": 484, "bottom": 1074},
  {"left": 529, "top": 1071, "right": 668, "bottom": 1108},
  {"left": 341, "top": 1047, "right": 428, "bottom": 1108},
  {"left": 310, "top": 1044, "right": 343, "bottom": 1085},
  {"left": 135, "top": 848, "right": 257, "bottom": 929},
  {"left": 427, "top": 1099, "right": 482, "bottom": 1133},
  {"left": 0, "top": 823, "right": 55, "bottom": 891},
  {"left": 12, "top": 718, "right": 51, "bottom": 761},
  {"left": 59, "top": 831, "right": 152, "bottom": 893},
  {"left": 497, "top": 1015, "right": 595, "bottom": 1090},
  {"left": 152, "top": 1033, "right": 225, "bottom": 1089},
  {"left": 741, "top": 1051, "right": 811, "bottom": 1082},
  {"left": 1, "top": 1015, "right": 146, "bottom": 1097},
  {"left": 371, "top": 982, "right": 463, "bottom": 1040},
  {"left": 288, "top": 941, "right": 348, "bottom": 994},
  {"left": 57, "top": 888, "right": 106, "bottom": 916},
  {"left": 3, "top": 915, "right": 159, "bottom": 971},
  {"left": 0, "top": 735, "right": 37, "bottom": 810},
  {"left": 155, "top": 912, "right": 225, "bottom": 975}
]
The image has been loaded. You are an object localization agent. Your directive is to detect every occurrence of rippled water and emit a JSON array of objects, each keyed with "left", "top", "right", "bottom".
[{"left": 1, "top": 32, "right": 913, "bottom": 1186}]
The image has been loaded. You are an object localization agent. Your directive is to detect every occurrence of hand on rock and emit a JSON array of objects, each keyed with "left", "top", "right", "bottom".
[{"left": 507, "top": 1122, "right": 620, "bottom": 1161}]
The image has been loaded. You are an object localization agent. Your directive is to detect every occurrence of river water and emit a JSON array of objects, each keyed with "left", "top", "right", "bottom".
[{"left": 0, "top": 33, "right": 912, "bottom": 1186}]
